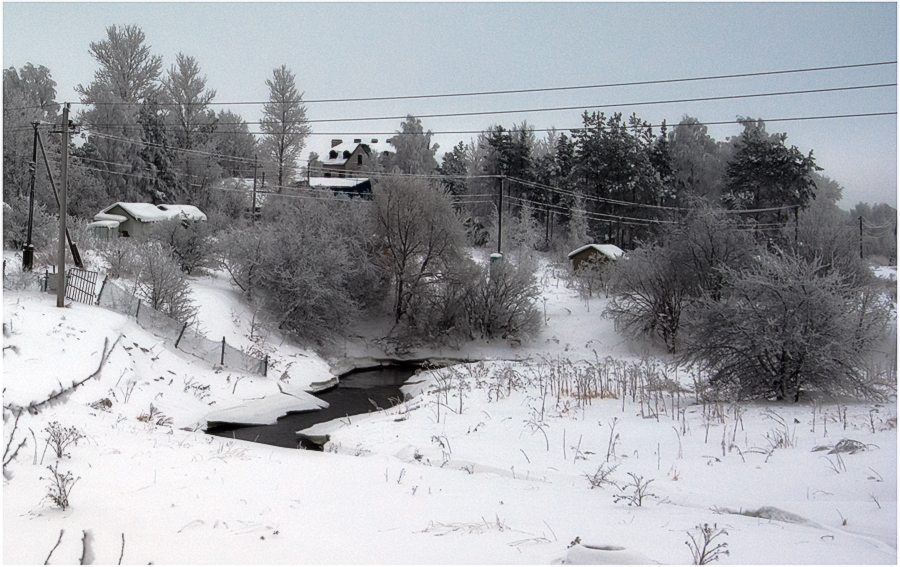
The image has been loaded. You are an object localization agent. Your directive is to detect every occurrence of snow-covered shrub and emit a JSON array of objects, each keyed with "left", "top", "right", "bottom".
[
  {"left": 585, "top": 462, "right": 619, "bottom": 489},
  {"left": 463, "top": 258, "right": 542, "bottom": 341},
  {"left": 219, "top": 193, "right": 383, "bottom": 345},
  {"left": 681, "top": 251, "right": 893, "bottom": 402},
  {"left": 604, "top": 244, "right": 691, "bottom": 353},
  {"left": 133, "top": 244, "right": 198, "bottom": 325},
  {"left": 146, "top": 217, "right": 216, "bottom": 275},
  {"left": 613, "top": 472, "right": 656, "bottom": 506},
  {"left": 95, "top": 236, "right": 143, "bottom": 279}
]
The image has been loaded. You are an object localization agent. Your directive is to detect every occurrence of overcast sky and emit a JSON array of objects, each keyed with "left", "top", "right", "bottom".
[{"left": 3, "top": 2, "right": 897, "bottom": 208}]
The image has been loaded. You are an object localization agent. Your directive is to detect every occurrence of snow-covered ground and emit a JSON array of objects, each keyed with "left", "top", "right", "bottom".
[{"left": 3, "top": 255, "right": 897, "bottom": 564}]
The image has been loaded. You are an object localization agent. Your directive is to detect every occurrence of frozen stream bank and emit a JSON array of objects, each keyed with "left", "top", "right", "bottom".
[{"left": 206, "top": 365, "right": 420, "bottom": 448}]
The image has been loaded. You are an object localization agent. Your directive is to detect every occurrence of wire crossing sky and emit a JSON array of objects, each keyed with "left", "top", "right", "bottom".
[{"left": 3, "top": 2, "right": 897, "bottom": 208}]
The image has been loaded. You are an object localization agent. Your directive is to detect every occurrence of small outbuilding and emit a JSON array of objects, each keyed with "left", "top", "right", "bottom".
[
  {"left": 87, "top": 202, "right": 207, "bottom": 239},
  {"left": 567, "top": 243, "right": 624, "bottom": 271}
]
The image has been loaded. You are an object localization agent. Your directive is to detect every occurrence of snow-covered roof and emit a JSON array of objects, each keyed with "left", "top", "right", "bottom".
[
  {"left": 93, "top": 212, "right": 128, "bottom": 224},
  {"left": 97, "top": 202, "right": 207, "bottom": 223},
  {"left": 322, "top": 138, "right": 393, "bottom": 165},
  {"left": 567, "top": 243, "right": 624, "bottom": 260},
  {"left": 86, "top": 220, "right": 120, "bottom": 229},
  {"left": 309, "top": 177, "right": 370, "bottom": 189}
]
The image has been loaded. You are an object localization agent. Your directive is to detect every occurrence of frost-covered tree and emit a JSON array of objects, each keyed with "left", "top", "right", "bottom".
[
  {"left": 605, "top": 203, "right": 759, "bottom": 352},
  {"left": 134, "top": 243, "right": 198, "bottom": 325},
  {"left": 214, "top": 110, "right": 258, "bottom": 178},
  {"left": 372, "top": 175, "right": 466, "bottom": 324},
  {"left": 604, "top": 244, "right": 692, "bottom": 353},
  {"left": 385, "top": 115, "right": 439, "bottom": 175},
  {"left": 259, "top": 65, "right": 309, "bottom": 190},
  {"left": 217, "top": 194, "right": 382, "bottom": 344},
  {"left": 681, "top": 251, "right": 892, "bottom": 402},
  {"left": 76, "top": 24, "right": 163, "bottom": 202},
  {"left": 724, "top": 119, "right": 821, "bottom": 235},
  {"left": 3, "top": 63, "right": 59, "bottom": 203},
  {"left": 162, "top": 53, "right": 220, "bottom": 202}
]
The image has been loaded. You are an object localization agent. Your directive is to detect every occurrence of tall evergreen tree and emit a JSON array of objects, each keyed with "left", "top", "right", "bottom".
[{"left": 724, "top": 118, "right": 820, "bottom": 235}]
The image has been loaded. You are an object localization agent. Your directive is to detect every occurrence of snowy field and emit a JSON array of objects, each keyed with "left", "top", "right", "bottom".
[{"left": 3, "top": 254, "right": 897, "bottom": 564}]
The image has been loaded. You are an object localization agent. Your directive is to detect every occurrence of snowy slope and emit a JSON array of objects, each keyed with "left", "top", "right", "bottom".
[{"left": 3, "top": 259, "right": 896, "bottom": 564}]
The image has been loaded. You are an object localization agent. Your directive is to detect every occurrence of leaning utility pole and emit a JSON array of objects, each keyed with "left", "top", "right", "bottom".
[
  {"left": 37, "top": 128, "right": 83, "bottom": 268},
  {"left": 56, "top": 104, "right": 71, "bottom": 308},
  {"left": 22, "top": 122, "right": 39, "bottom": 271}
]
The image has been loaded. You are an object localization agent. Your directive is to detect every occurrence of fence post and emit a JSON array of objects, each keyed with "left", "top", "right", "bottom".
[
  {"left": 264, "top": 355, "right": 269, "bottom": 377},
  {"left": 135, "top": 299, "right": 141, "bottom": 320},
  {"left": 221, "top": 337, "right": 226, "bottom": 366},
  {"left": 96, "top": 275, "right": 108, "bottom": 305},
  {"left": 175, "top": 323, "right": 188, "bottom": 349}
]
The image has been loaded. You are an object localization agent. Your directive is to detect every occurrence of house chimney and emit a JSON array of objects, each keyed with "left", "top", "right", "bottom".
[{"left": 331, "top": 139, "right": 342, "bottom": 148}]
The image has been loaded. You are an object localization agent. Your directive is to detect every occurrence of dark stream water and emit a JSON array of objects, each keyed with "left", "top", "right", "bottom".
[{"left": 206, "top": 366, "right": 419, "bottom": 449}]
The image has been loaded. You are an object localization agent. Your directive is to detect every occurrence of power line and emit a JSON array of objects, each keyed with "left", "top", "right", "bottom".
[
  {"left": 65, "top": 83, "right": 895, "bottom": 131},
  {"left": 13, "top": 60, "right": 891, "bottom": 111}
]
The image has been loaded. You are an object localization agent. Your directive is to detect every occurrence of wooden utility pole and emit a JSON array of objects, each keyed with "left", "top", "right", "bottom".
[
  {"left": 56, "top": 104, "right": 70, "bottom": 307},
  {"left": 497, "top": 176, "right": 504, "bottom": 255},
  {"left": 251, "top": 155, "right": 258, "bottom": 221},
  {"left": 859, "top": 216, "right": 864, "bottom": 259},
  {"left": 23, "top": 122, "right": 39, "bottom": 271}
]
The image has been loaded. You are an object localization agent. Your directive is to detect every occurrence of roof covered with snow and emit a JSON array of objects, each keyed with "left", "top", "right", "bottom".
[
  {"left": 309, "top": 177, "right": 370, "bottom": 189},
  {"left": 567, "top": 243, "right": 625, "bottom": 260},
  {"left": 97, "top": 202, "right": 207, "bottom": 223},
  {"left": 322, "top": 138, "right": 393, "bottom": 165}
]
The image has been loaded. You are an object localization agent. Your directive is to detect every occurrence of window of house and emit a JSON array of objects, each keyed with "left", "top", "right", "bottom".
[{"left": 357, "top": 155, "right": 363, "bottom": 166}]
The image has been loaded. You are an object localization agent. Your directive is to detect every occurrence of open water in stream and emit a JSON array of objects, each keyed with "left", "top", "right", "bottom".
[{"left": 206, "top": 366, "right": 419, "bottom": 449}]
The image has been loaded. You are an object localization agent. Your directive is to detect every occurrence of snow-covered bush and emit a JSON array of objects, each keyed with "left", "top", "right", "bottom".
[
  {"left": 682, "top": 251, "right": 893, "bottom": 402},
  {"left": 43, "top": 421, "right": 83, "bottom": 459},
  {"left": 463, "top": 257, "right": 542, "bottom": 341},
  {"left": 219, "top": 193, "right": 383, "bottom": 345},
  {"left": 604, "top": 244, "right": 691, "bottom": 353},
  {"left": 146, "top": 217, "right": 216, "bottom": 275},
  {"left": 133, "top": 244, "right": 198, "bottom": 325},
  {"left": 95, "top": 236, "right": 143, "bottom": 279}
]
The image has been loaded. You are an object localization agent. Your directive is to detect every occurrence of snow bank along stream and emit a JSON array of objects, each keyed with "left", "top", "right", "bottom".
[{"left": 206, "top": 364, "right": 421, "bottom": 448}]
